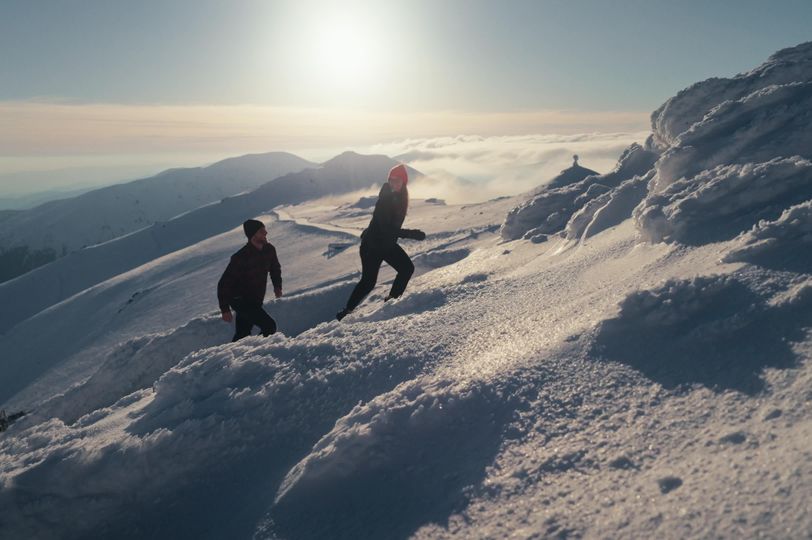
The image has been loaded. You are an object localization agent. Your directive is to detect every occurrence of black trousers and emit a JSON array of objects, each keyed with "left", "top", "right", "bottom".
[
  {"left": 229, "top": 297, "right": 277, "bottom": 342},
  {"left": 345, "top": 241, "right": 415, "bottom": 312}
]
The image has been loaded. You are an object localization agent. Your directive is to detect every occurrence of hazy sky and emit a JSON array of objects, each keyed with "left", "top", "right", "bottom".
[{"left": 1, "top": 0, "right": 810, "bottom": 193}]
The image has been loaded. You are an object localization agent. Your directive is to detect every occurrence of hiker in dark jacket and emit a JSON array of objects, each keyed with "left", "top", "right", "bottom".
[
  {"left": 337, "top": 164, "right": 426, "bottom": 321},
  {"left": 218, "top": 219, "right": 283, "bottom": 341}
]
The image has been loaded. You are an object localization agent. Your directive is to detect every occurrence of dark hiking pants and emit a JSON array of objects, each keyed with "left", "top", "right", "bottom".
[
  {"left": 229, "top": 297, "right": 277, "bottom": 342},
  {"left": 345, "top": 241, "right": 414, "bottom": 312}
]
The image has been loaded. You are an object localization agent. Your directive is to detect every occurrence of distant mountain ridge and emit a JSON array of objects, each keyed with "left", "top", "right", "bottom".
[
  {"left": 0, "top": 186, "right": 99, "bottom": 211},
  {"left": 0, "top": 151, "right": 315, "bottom": 283}
]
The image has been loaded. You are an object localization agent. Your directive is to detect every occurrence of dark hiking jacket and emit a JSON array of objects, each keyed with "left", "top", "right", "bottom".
[
  {"left": 217, "top": 242, "right": 282, "bottom": 311},
  {"left": 362, "top": 184, "right": 422, "bottom": 248}
]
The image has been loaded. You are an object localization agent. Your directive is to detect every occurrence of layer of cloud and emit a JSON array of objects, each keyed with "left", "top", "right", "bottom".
[
  {"left": 0, "top": 100, "right": 647, "bottom": 158},
  {"left": 363, "top": 132, "right": 650, "bottom": 203}
]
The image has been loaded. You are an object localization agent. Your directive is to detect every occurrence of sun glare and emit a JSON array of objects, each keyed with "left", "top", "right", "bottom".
[{"left": 306, "top": 15, "right": 383, "bottom": 93}]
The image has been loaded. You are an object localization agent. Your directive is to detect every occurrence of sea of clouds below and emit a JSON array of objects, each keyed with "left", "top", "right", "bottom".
[{"left": 363, "top": 131, "right": 649, "bottom": 203}]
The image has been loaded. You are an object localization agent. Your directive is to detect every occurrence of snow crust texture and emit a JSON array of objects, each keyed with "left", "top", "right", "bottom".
[
  {"left": 724, "top": 199, "right": 812, "bottom": 272},
  {"left": 636, "top": 157, "right": 812, "bottom": 244},
  {"left": 594, "top": 275, "right": 811, "bottom": 394}
]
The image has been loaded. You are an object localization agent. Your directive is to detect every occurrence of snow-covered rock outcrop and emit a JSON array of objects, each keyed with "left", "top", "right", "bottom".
[
  {"left": 649, "top": 42, "right": 812, "bottom": 149},
  {"left": 503, "top": 41, "right": 812, "bottom": 248},
  {"left": 636, "top": 42, "right": 812, "bottom": 244},
  {"left": 501, "top": 143, "right": 657, "bottom": 241}
]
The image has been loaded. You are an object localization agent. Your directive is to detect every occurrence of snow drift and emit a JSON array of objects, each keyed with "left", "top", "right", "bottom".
[
  {"left": 593, "top": 274, "right": 812, "bottom": 394},
  {"left": 724, "top": 199, "right": 812, "bottom": 272}
]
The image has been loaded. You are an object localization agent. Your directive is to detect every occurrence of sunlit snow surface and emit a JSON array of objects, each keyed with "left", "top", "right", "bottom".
[
  {"left": 1, "top": 194, "right": 810, "bottom": 539},
  {"left": 1, "top": 42, "right": 812, "bottom": 540}
]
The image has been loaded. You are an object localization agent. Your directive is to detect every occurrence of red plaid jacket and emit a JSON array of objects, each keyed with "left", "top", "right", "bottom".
[{"left": 217, "top": 242, "right": 282, "bottom": 311}]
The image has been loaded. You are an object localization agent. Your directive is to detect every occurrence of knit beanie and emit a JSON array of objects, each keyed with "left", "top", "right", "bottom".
[
  {"left": 388, "top": 164, "right": 408, "bottom": 185},
  {"left": 243, "top": 219, "right": 264, "bottom": 239}
]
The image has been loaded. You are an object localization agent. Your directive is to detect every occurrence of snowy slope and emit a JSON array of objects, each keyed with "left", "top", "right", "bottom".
[
  {"left": 0, "top": 152, "right": 410, "bottom": 335},
  {"left": 0, "top": 192, "right": 512, "bottom": 410},
  {"left": 2, "top": 199, "right": 808, "bottom": 540},
  {"left": 0, "top": 152, "right": 315, "bottom": 256},
  {"left": 1, "top": 42, "right": 811, "bottom": 540}
]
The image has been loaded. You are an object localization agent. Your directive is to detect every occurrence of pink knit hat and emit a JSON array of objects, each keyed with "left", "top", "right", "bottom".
[{"left": 388, "top": 164, "right": 408, "bottom": 185}]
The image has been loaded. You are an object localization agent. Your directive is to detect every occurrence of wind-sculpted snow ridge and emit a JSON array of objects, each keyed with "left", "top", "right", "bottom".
[
  {"left": 36, "top": 317, "right": 231, "bottom": 425},
  {"left": 564, "top": 171, "right": 653, "bottom": 242},
  {"left": 724, "top": 200, "right": 812, "bottom": 273},
  {"left": 650, "top": 41, "right": 812, "bottom": 149},
  {"left": 27, "top": 279, "right": 367, "bottom": 427},
  {"left": 0, "top": 276, "right": 489, "bottom": 540},
  {"left": 592, "top": 274, "right": 812, "bottom": 394},
  {"left": 501, "top": 143, "right": 657, "bottom": 241},
  {"left": 635, "top": 42, "right": 812, "bottom": 245},
  {"left": 499, "top": 164, "right": 598, "bottom": 241},
  {"left": 651, "top": 82, "right": 812, "bottom": 189},
  {"left": 635, "top": 157, "right": 812, "bottom": 244},
  {"left": 271, "top": 376, "right": 513, "bottom": 540},
  {"left": 504, "top": 42, "right": 812, "bottom": 249}
]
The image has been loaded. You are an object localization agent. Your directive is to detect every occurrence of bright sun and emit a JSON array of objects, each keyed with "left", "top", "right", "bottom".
[{"left": 306, "top": 15, "right": 382, "bottom": 93}]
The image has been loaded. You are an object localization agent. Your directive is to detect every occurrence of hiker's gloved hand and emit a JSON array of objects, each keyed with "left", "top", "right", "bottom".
[
  {"left": 222, "top": 309, "right": 233, "bottom": 322},
  {"left": 274, "top": 287, "right": 283, "bottom": 298},
  {"left": 400, "top": 229, "right": 426, "bottom": 241}
]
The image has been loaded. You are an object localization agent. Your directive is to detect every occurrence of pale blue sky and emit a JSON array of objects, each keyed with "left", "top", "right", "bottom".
[
  {"left": 2, "top": 0, "right": 810, "bottom": 109},
  {"left": 1, "top": 0, "right": 810, "bottom": 191}
]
